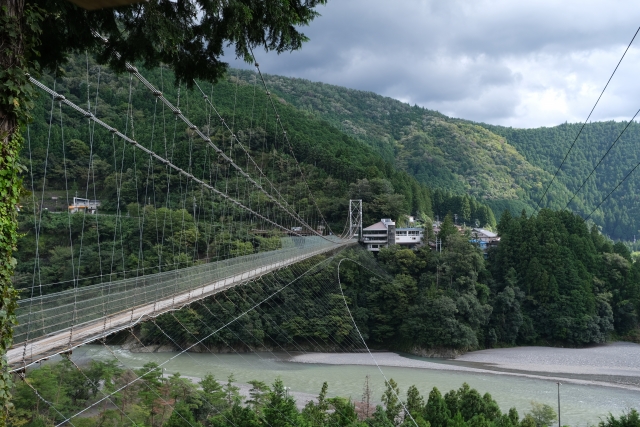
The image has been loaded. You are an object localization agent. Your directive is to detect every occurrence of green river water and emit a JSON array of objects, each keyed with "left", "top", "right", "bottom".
[{"left": 70, "top": 345, "right": 640, "bottom": 427}]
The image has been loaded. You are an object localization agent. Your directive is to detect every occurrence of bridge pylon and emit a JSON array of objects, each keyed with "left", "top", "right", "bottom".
[{"left": 347, "top": 199, "right": 363, "bottom": 240}]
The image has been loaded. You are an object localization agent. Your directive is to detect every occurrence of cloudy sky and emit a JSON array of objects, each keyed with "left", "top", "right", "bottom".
[{"left": 225, "top": 0, "right": 640, "bottom": 129}]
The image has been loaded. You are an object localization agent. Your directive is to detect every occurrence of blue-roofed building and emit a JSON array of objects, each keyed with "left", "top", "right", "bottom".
[{"left": 470, "top": 228, "right": 500, "bottom": 254}]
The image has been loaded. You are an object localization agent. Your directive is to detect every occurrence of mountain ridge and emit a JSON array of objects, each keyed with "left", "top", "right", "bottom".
[{"left": 236, "top": 69, "right": 640, "bottom": 240}]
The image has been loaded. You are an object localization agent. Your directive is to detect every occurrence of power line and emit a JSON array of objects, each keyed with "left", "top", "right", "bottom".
[
  {"left": 584, "top": 156, "right": 640, "bottom": 222},
  {"left": 534, "top": 26, "right": 640, "bottom": 212},
  {"left": 564, "top": 111, "right": 640, "bottom": 210}
]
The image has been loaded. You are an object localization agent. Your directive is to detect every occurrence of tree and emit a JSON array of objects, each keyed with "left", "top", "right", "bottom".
[
  {"left": 381, "top": 378, "right": 403, "bottom": 426},
  {"left": 327, "top": 397, "right": 360, "bottom": 427},
  {"left": 527, "top": 402, "right": 556, "bottom": 427},
  {"left": 199, "top": 373, "right": 226, "bottom": 419},
  {"left": 210, "top": 403, "right": 261, "bottom": 427},
  {"left": 405, "top": 385, "right": 425, "bottom": 417},
  {"left": 362, "top": 375, "right": 374, "bottom": 419},
  {"left": 164, "top": 402, "right": 202, "bottom": 427},
  {"left": 438, "top": 213, "right": 458, "bottom": 247},
  {"left": 0, "top": 0, "right": 328, "bottom": 419},
  {"left": 223, "top": 374, "right": 241, "bottom": 408},
  {"left": 368, "top": 405, "right": 395, "bottom": 427},
  {"left": 245, "top": 380, "right": 270, "bottom": 415},
  {"left": 262, "top": 378, "right": 298, "bottom": 427},
  {"left": 424, "top": 387, "right": 450, "bottom": 427},
  {"left": 598, "top": 409, "right": 640, "bottom": 427},
  {"left": 303, "top": 381, "right": 329, "bottom": 427}
]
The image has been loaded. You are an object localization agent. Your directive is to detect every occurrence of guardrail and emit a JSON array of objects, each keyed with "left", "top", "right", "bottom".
[{"left": 9, "top": 236, "right": 351, "bottom": 368}]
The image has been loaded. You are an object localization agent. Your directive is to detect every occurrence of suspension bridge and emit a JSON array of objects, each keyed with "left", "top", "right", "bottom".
[{"left": 8, "top": 53, "right": 364, "bottom": 372}]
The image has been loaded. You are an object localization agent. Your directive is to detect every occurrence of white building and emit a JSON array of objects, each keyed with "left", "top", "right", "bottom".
[
  {"left": 395, "top": 227, "right": 424, "bottom": 248},
  {"left": 361, "top": 218, "right": 394, "bottom": 252},
  {"left": 361, "top": 218, "right": 424, "bottom": 252},
  {"left": 69, "top": 197, "right": 101, "bottom": 214}
]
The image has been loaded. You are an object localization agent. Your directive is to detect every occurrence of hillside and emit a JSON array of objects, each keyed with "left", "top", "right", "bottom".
[
  {"left": 14, "top": 59, "right": 640, "bottom": 361},
  {"left": 232, "top": 70, "right": 575, "bottom": 219},
  {"left": 231, "top": 70, "right": 640, "bottom": 240},
  {"left": 16, "top": 57, "right": 500, "bottom": 292},
  {"left": 481, "top": 122, "right": 640, "bottom": 240}
]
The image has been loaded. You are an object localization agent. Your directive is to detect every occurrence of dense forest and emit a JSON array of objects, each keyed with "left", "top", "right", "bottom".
[
  {"left": 10, "top": 358, "right": 639, "bottom": 427},
  {"left": 17, "top": 55, "right": 485, "bottom": 293},
  {"left": 481, "top": 122, "right": 640, "bottom": 240},
  {"left": 11, "top": 57, "right": 640, "bottom": 427},
  {"left": 234, "top": 71, "right": 640, "bottom": 240},
  {"left": 232, "top": 71, "right": 566, "bottom": 220},
  {"left": 132, "top": 209, "right": 640, "bottom": 355},
  {"left": 15, "top": 57, "right": 640, "bottom": 346}
]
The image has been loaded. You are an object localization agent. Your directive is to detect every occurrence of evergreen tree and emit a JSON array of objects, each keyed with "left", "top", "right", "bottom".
[
  {"left": 424, "top": 387, "right": 450, "bottom": 427},
  {"left": 245, "top": 380, "right": 270, "bottom": 415},
  {"left": 381, "top": 378, "right": 403, "bottom": 426},
  {"left": 439, "top": 213, "right": 458, "bottom": 247},
  {"left": 263, "top": 378, "right": 299, "bottom": 427},
  {"left": 405, "top": 385, "right": 425, "bottom": 417},
  {"left": 164, "top": 403, "right": 202, "bottom": 427},
  {"left": 369, "top": 405, "right": 396, "bottom": 427},
  {"left": 223, "top": 374, "right": 241, "bottom": 408},
  {"left": 303, "top": 382, "right": 329, "bottom": 427}
]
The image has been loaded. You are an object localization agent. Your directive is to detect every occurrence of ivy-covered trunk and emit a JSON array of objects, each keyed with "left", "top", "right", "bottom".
[{"left": 0, "top": 0, "right": 26, "bottom": 422}]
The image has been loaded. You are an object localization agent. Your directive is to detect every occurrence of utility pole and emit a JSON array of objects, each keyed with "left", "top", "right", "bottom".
[{"left": 557, "top": 382, "right": 561, "bottom": 427}]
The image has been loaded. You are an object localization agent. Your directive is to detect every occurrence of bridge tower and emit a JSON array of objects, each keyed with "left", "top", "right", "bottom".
[{"left": 348, "top": 199, "right": 363, "bottom": 239}]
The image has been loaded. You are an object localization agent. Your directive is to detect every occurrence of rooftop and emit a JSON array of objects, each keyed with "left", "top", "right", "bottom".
[
  {"left": 472, "top": 228, "right": 498, "bottom": 238},
  {"left": 363, "top": 221, "right": 388, "bottom": 231}
]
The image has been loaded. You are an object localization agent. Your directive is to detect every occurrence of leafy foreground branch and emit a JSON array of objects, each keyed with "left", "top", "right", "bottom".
[{"left": 8, "top": 359, "right": 639, "bottom": 427}]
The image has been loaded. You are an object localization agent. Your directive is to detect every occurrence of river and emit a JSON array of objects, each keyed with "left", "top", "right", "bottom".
[{"left": 68, "top": 342, "right": 640, "bottom": 426}]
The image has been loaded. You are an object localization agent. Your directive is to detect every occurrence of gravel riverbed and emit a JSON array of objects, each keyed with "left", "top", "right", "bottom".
[{"left": 288, "top": 342, "right": 640, "bottom": 391}]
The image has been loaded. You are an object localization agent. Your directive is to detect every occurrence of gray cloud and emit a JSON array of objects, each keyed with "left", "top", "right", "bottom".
[{"left": 225, "top": 0, "right": 640, "bottom": 128}]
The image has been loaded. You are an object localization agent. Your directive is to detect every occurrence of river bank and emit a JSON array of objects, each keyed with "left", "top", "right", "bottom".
[
  {"left": 289, "top": 341, "right": 640, "bottom": 391},
  {"left": 69, "top": 342, "right": 640, "bottom": 426}
]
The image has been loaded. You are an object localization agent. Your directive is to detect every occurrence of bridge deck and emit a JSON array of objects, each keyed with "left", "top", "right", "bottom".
[{"left": 8, "top": 237, "right": 352, "bottom": 369}]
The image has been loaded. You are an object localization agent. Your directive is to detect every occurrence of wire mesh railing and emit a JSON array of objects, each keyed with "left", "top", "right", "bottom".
[{"left": 12, "top": 236, "right": 346, "bottom": 356}]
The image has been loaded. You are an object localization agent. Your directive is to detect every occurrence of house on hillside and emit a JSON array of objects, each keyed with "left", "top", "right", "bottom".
[
  {"left": 395, "top": 227, "right": 424, "bottom": 250},
  {"left": 470, "top": 228, "right": 500, "bottom": 250},
  {"left": 427, "top": 224, "right": 499, "bottom": 253},
  {"left": 361, "top": 218, "right": 424, "bottom": 252},
  {"left": 361, "top": 218, "right": 395, "bottom": 252},
  {"left": 69, "top": 197, "right": 101, "bottom": 214}
]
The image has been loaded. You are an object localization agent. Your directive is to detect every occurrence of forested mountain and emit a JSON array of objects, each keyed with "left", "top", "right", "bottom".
[
  {"left": 14, "top": 58, "right": 640, "bottom": 356},
  {"left": 232, "top": 71, "right": 572, "bottom": 220},
  {"left": 138, "top": 209, "right": 640, "bottom": 354},
  {"left": 18, "top": 56, "right": 497, "bottom": 292},
  {"left": 481, "top": 122, "right": 640, "bottom": 240},
  {"left": 233, "top": 70, "right": 640, "bottom": 239}
]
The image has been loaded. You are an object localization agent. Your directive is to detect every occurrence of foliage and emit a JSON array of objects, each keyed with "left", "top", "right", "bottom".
[
  {"left": 490, "top": 209, "right": 638, "bottom": 345},
  {"left": 1, "top": 1, "right": 44, "bottom": 418},
  {"left": 10, "top": 358, "right": 637, "bottom": 427},
  {"left": 381, "top": 378, "right": 402, "bottom": 425},
  {"left": 526, "top": 402, "right": 556, "bottom": 427},
  {"left": 0, "top": 131, "right": 24, "bottom": 421},
  {"left": 483, "top": 122, "right": 640, "bottom": 240},
  {"left": 233, "top": 69, "right": 640, "bottom": 240},
  {"left": 231, "top": 70, "right": 566, "bottom": 222},
  {"left": 27, "top": 0, "right": 327, "bottom": 87},
  {"left": 3, "top": 0, "right": 326, "bottom": 421},
  {"left": 598, "top": 409, "right": 640, "bottom": 427},
  {"left": 14, "top": 56, "right": 437, "bottom": 296}
]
